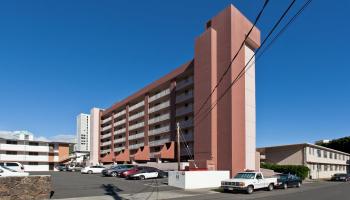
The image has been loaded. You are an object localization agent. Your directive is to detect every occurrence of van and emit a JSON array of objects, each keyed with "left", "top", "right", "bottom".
[{"left": 0, "top": 162, "right": 24, "bottom": 172}]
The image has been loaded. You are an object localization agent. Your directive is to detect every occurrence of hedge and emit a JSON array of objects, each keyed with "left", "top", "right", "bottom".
[{"left": 261, "top": 163, "right": 310, "bottom": 179}]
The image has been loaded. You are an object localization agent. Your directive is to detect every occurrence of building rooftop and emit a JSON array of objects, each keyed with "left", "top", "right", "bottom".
[{"left": 257, "top": 143, "right": 350, "bottom": 155}]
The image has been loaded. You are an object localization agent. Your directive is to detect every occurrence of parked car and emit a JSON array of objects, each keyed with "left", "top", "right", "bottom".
[
  {"left": 331, "top": 173, "right": 350, "bottom": 182},
  {"left": 0, "top": 166, "right": 29, "bottom": 177},
  {"left": 102, "top": 164, "right": 136, "bottom": 177},
  {"left": 81, "top": 165, "right": 106, "bottom": 174},
  {"left": 0, "top": 162, "right": 24, "bottom": 172},
  {"left": 126, "top": 166, "right": 168, "bottom": 180},
  {"left": 221, "top": 172, "right": 277, "bottom": 194},
  {"left": 119, "top": 166, "right": 143, "bottom": 178},
  {"left": 67, "top": 164, "right": 84, "bottom": 172},
  {"left": 274, "top": 174, "right": 302, "bottom": 189},
  {"left": 55, "top": 164, "right": 68, "bottom": 171}
]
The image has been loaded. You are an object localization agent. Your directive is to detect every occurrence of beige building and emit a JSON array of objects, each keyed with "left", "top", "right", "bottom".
[{"left": 257, "top": 143, "right": 350, "bottom": 179}]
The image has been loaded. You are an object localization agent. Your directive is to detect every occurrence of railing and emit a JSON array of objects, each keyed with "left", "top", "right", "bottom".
[
  {"left": 176, "top": 104, "right": 193, "bottom": 116},
  {"left": 148, "top": 101, "right": 170, "bottom": 113},
  {"left": 179, "top": 119, "right": 193, "bottom": 129},
  {"left": 149, "top": 138, "right": 171, "bottom": 147},
  {"left": 149, "top": 88, "right": 170, "bottom": 102},
  {"left": 129, "top": 122, "right": 145, "bottom": 131},
  {"left": 101, "top": 133, "right": 112, "bottom": 139},
  {"left": 129, "top": 101, "right": 145, "bottom": 111},
  {"left": 176, "top": 77, "right": 194, "bottom": 91},
  {"left": 129, "top": 143, "right": 144, "bottom": 150},
  {"left": 181, "top": 133, "right": 194, "bottom": 141},
  {"left": 148, "top": 126, "right": 170, "bottom": 136},
  {"left": 114, "top": 128, "right": 126, "bottom": 135},
  {"left": 129, "top": 111, "right": 144, "bottom": 121},
  {"left": 101, "top": 140, "right": 112, "bottom": 146},
  {"left": 128, "top": 132, "right": 145, "bottom": 140},
  {"left": 176, "top": 90, "right": 193, "bottom": 103},
  {"left": 114, "top": 109, "right": 126, "bottom": 118},
  {"left": 114, "top": 146, "right": 125, "bottom": 152},
  {"left": 114, "top": 119, "right": 126, "bottom": 127},
  {"left": 100, "top": 149, "right": 110, "bottom": 154},
  {"left": 148, "top": 113, "right": 170, "bottom": 125},
  {"left": 114, "top": 137, "right": 126, "bottom": 144},
  {"left": 101, "top": 124, "right": 112, "bottom": 132},
  {"left": 102, "top": 116, "right": 112, "bottom": 124}
]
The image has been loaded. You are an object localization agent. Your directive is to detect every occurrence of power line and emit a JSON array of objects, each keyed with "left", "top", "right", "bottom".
[
  {"left": 194, "top": 0, "right": 311, "bottom": 127},
  {"left": 193, "top": 0, "right": 270, "bottom": 119}
]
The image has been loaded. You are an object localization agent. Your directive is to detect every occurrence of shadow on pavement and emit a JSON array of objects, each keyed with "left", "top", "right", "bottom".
[{"left": 101, "top": 184, "right": 123, "bottom": 200}]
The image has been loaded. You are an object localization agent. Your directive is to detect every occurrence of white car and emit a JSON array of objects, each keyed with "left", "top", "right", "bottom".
[
  {"left": 0, "top": 166, "right": 29, "bottom": 177},
  {"left": 81, "top": 166, "right": 106, "bottom": 174},
  {"left": 127, "top": 167, "right": 162, "bottom": 180},
  {"left": 0, "top": 162, "right": 25, "bottom": 172},
  {"left": 221, "top": 172, "right": 277, "bottom": 194}
]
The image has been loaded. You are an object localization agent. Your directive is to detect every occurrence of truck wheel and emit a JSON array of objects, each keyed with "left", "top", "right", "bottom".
[
  {"left": 88, "top": 170, "right": 93, "bottom": 174},
  {"left": 267, "top": 183, "right": 274, "bottom": 191},
  {"left": 283, "top": 183, "right": 288, "bottom": 189},
  {"left": 246, "top": 185, "right": 254, "bottom": 194}
]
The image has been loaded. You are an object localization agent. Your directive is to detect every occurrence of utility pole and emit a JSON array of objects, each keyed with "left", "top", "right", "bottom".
[{"left": 177, "top": 122, "right": 181, "bottom": 171}]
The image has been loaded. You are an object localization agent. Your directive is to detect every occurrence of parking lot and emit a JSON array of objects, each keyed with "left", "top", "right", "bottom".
[{"left": 32, "top": 171, "right": 350, "bottom": 200}]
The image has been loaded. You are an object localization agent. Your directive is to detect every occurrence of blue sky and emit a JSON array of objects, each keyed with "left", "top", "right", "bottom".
[{"left": 0, "top": 1, "right": 349, "bottom": 146}]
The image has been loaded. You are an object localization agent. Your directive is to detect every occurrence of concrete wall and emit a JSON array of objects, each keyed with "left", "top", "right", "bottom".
[
  {"left": 0, "top": 176, "right": 52, "bottom": 199},
  {"left": 261, "top": 145, "right": 304, "bottom": 165}
]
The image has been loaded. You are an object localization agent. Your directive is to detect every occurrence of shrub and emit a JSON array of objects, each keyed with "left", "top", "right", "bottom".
[{"left": 261, "top": 163, "right": 310, "bottom": 179}]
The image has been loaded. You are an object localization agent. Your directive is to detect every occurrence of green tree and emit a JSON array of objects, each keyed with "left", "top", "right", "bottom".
[{"left": 317, "top": 136, "right": 350, "bottom": 154}]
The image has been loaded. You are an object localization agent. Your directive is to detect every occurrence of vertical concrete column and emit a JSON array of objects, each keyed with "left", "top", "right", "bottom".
[
  {"left": 144, "top": 95, "right": 149, "bottom": 146},
  {"left": 169, "top": 80, "right": 177, "bottom": 141},
  {"left": 111, "top": 113, "right": 115, "bottom": 156},
  {"left": 125, "top": 105, "right": 129, "bottom": 148},
  {"left": 193, "top": 27, "right": 218, "bottom": 170}
]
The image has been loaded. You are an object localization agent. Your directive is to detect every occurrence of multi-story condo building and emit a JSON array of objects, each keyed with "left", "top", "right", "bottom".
[
  {"left": 0, "top": 131, "right": 72, "bottom": 171},
  {"left": 95, "top": 4, "right": 261, "bottom": 175},
  {"left": 76, "top": 113, "right": 90, "bottom": 152},
  {"left": 257, "top": 143, "right": 350, "bottom": 179}
]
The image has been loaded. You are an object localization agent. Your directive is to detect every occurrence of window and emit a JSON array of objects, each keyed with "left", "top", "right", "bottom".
[
  {"left": 317, "top": 164, "right": 321, "bottom": 171},
  {"left": 29, "top": 162, "right": 38, "bottom": 165},
  {"left": 330, "top": 165, "right": 333, "bottom": 171},
  {"left": 312, "top": 164, "right": 315, "bottom": 170},
  {"left": 324, "top": 165, "right": 328, "bottom": 171},
  {"left": 6, "top": 163, "right": 19, "bottom": 167},
  {"left": 29, "top": 142, "right": 39, "bottom": 146},
  {"left": 6, "top": 140, "right": 17, "bottom": 145},
  {"left": 317, "top": 150, "right": 321, "bottom": 157},
  {"left": 6, "top": 151, "right": 17, "bottom": 155},
  {"left": 330, "top": 152, "right": 333, "bottom": 159},
  {"left": 323, "top": 151, "right": 327, "bottom": 158},
  {"left": 335, "top": 154, "right": 337, "bottom": 159},
  {"left": 29, "top": 152, "right": 39, "bottom": 156}
]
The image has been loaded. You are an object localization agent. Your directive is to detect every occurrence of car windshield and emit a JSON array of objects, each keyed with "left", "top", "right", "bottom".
[
  {"left": 1, "top": 166, "right": 17, "bottom": 172},
  {"left": 234, "top": 173, "right": 255, "bottom": 179}
]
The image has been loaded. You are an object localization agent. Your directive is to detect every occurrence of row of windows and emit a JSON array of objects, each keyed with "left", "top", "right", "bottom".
[
  {"left": 309, "top": 147, "right": 349, "bottom": 160},
  {"left": 5, "top": 151, "right": 40, "bottom": 156},
  {"left": 5, "top": 140, "right": 40, "bottom": 146},
  {"left": 311, "top": 164, "right": 347, "bottom": 172}
]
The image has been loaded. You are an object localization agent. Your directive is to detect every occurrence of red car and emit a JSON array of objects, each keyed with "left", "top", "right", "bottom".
[{"left": 120, "top": 166, "right": 145, "bottom": 178}]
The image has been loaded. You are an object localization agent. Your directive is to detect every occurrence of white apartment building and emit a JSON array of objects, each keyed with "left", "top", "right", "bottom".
[
  {"left": 258, "top": 143, "right": 350, "bottom": 179},
  {"left": 0, "top": 131, "right": 71, "bottom": 171},
  {"left": 76, "top": 113, "right": 90, "bottom": 152}
]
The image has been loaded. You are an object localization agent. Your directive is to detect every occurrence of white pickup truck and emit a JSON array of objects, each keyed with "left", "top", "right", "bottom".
[{"left": 221, "top": 171, "right": 277, "bottom": 194}]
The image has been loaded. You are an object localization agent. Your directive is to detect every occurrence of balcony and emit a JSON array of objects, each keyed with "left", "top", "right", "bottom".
[
  {"left": 179, "top": 119, "right": 193, "bottom": 129},
  {"left": 148, "top": 126, "right": 170, "bottom": 136},
  {"left": 129, "top": 143, "right": 144, "bottom": 150},
  {"left": 129, "top": 111, "right": 144, "bottom": 121},
  {"left": 114, "top": 119, "right": 126, "bottom": 127},
  {"left": 102, "top": 116, "right": 112, "bottom": 124},
  {"left": 114, "top": 146, "right": 125, "bottom": 152},
  {"left": 0, "top": 144, "right": 50, "bottom": 152},
  {"left": 114, "top": 109, "right": 126, "bottom": 118},
  {"left": 101, "top": 140, "right": 112, "bottom": 147},
  {"left": 101, "top": 133, "right": 112, "bottom": 140},
  {"left": 149, "top": 138, "right": 171, "bottom": 147},
  {"left": 149, "top": 101, "right": 170, "bottom": 113},
  {"left": 176, "top": 77, "right": 194, "bottom": 91},
  {"left": 176, "top": 90, "right": 193, "bottom": 104},
  {"left": 149, "top": 88, "right": 170, "bottom": 102},
  {"left": 101, "top": 124, "right": 112, "bottom": 132},
  {"left": 114, "top": 137, "right": 126, "bottom": 144},
  {"left": 129, "top": 101, "right": 145, "bottom": 111},
  {"left": 176, "top": 104, "right": 193, "bottom": 116},
  {"left": 129, "top": 122, "right": 145, "bottom": 131},
  {"left": 128, "top": 132, "right": 145, "bottom": 141},
  {"left": 114, "top": 128, "right": 126, "bottom": 135},
  {"left": 100, "top": 149, "right": 110, "bottom": 154},
  {"left": 148, "top": 113, "right": 170, "bottom": 125}
]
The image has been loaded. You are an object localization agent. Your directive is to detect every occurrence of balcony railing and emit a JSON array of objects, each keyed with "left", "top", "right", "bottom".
[
  {"left": 148, "top": 101, "right": 170, "bottom": 113},
  {"left": 114, "top": 137, "right": 126, "bottom": 144},
  {"left": 149, "top": 138, "right": 171, "bottom": 147},
  {"left": 179, "top": 119, "right": 193, "bottom": 129},
  {"left": 129, "top": 111, "right": 144, "bottom": 121},
  {"left": 114, "top": 128, "right": 126, "bottom": 135},
  {"left": 149, "top": 88, "right": 170, "bottom": 102},
  {"left": 101, "top": 140, "right": 112, "bottom": 147},
  {"left": 100, "top": 149, "right": 110, "bottom": 154},
  {"left": 176, "top": 90, "right": 193, "bottom": 103},
  {"left": 129, "top": 101, "right": 145, "bottom": 111},
  {"left": 114, "top": 119, "right": 126, "bottom": 127},
  {"left": 148, "top": 126, "right": 170, "bottom": 136},
  {"left": 114, "top": 109, "right": 126, "bottom": 118},
  {"left": 129, "top": 143, "right": 144, "bottom": 150},
  {"left": 102, "top": 116, "right": 112, "bottom": 124},
  {"left": 114, "top": 146, "right": 125, "bottom": 152},
  {"left": 129, "top": 122, "right": 145, "bottom": 131},
  {"left": 176, "top": 104, "right": 193, "bottom": 116},
  {"left": 148, "top": 113, "right": 170, "bottom": 125},
  {"left": 176, "top": 77, "right": 194, "bottom": 91},
  {"left": 101, "top": 124, "right": 112, "bottom": 132},
  {"left": 128, "top": 132, "right": 144, "bottom": 140},
  {"left": 101, "top": 133, "right": 112, "bottom": 139}
]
